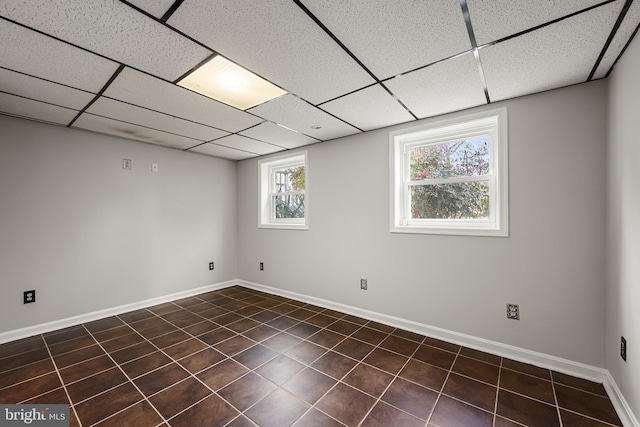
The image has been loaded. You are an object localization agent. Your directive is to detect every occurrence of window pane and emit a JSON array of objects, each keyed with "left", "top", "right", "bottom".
[
  {"left": 410, "top": 136, "right": 490, "bottom": 180},
  {"left": 410, "top": 181, "right": 490, "bottom": 219},
  {"left": 274, "top": 194, "right": 305, "bottom": 218},
  {"left": 274, "top": 166, "right": 305, "bottom": 193}
]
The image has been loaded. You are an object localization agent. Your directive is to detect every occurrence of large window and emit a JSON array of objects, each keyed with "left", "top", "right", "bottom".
[
  {"left": 390, "top": 108, "right": 508, "bottom": 236},
  {"left": 259, "top": 151, "right": 308, "bottom": 230}
]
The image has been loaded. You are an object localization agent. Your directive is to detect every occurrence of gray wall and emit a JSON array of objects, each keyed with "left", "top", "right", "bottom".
[
  {"left": 0, "top": 115, "right": 237, "bottom": 333},
  {"left": 607, "top": 35, "right": 640, "bottom": 417},
  {"left": 238, "top": 80, "right": 608, "bottom": 367}
]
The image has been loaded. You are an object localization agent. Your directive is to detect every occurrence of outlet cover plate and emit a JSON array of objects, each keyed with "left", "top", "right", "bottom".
[
  {"left": 24, "top": 290, "right": 36, "bottom": 304},
  {"left": 621, "top": 336, "right": 627, "bottom": 361},
  {"left": 360, "top": 279, "right": 368, "bottom": 290},
  {"left": 506, "top": 303, "right": 519, "bottom": 320}
]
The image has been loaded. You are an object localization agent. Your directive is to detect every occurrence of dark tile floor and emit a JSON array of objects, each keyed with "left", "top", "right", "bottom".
[{"left": 0, "top": 286, "right": 623, "bottom": 426}]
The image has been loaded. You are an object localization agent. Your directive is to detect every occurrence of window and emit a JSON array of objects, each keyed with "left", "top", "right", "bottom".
[
  {"left": 390, "top": 108, "right": 508, "bottom": 236},
  {"left": 259, "top": 151, "right": 308, "bottom": 230}
]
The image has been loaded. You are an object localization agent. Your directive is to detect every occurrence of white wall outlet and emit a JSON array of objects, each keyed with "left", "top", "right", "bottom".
[
  {"left": 360, "top": 279, "right": 368, "bottom": 290},
  {"left": 122, "top": 159, "right": 132, "bottom": 170},
  {"left": 151, "top": 163, "right": 158, "bottom": 172},
  {"left": 506, "top": 303, "right": 520, "bottom": 320}
]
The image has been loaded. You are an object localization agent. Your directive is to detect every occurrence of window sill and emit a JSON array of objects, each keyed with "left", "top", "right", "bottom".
[{"left": 390, "top": 225, "right": 508, "bottom": 237}]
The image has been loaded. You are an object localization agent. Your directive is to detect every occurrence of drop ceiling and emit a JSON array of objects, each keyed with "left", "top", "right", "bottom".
[{"left": 1, "top": 0, "right": 638, "bottom": 161}]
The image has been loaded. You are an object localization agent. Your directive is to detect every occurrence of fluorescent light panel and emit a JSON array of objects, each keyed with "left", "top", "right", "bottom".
[{"left": 178, "top": 56, "right": 286, "bottom": 110}]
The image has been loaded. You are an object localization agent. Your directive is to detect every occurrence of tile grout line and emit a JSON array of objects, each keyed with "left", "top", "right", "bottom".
[
  {"left": 355, "top": 332, "right": 428, "bottom": 426},
  {"left": 425, "top": 345, "right": 463, "bottom": 426},
  {"left": 78, "top": 324, "right": 169, "bottom": 427},
  {"left": 492, "top": 357, "right": 503, "bottom": 427},
  {"left": 40, "top": 334, "right": 84, "bottom": 427},
  {"left": 551, "top": 369, "right": 565, "bottom": 427}
]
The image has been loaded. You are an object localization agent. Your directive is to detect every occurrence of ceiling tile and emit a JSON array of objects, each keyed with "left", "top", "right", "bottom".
[
  {"left": 126, "top": 0, "right": 176, "bottom": 19},
  {"left": 239, "top": 122, "right": 319, "bottom": 149},
  {"left": 188, "top": 143, "right": 257, "bottom": 161},
  {"left": 0, "top": 68, "right": 94, "bottom": 110},
  {"left": 87, "top": 98, "right": 229, "bottom": 142},
  {"left": 248, "top": 95, "right": 361, "bottom": 141},
  {"left": 0, "top": 0, "right": 211, "bottom": 81},
  {"left": 212, "top": 135, "right": 285, "bottom": 156},
  {"left": 72, "top": 113, "right": 202, "bottom": 150},
  {"left": 0, "top": 19, "right": 119, "bottom": 92},
  {"left": 468, "top": 0, "right": 605, "bottom": 45},
  {"left": 593, "top": 0, "right": 640, "bottom": 79},
  {"left": 385, "top": 53, "right": 486, "bottom": 119},
  {"left": 302, "top": 0, "right": 470, "bottom": 79},
  {"left": 103, "top": 68, "right": 262, "bottom": 133},
  {"left": 0, "top": 93, "right": 77, "bottom": 125},
  {"left": 167, "top": 0, "right": 375, "bottom": 104},
  {"left": 480, "top": 1, "right": 622, "bottom": 102},
  {"left": 320, "top": 84, "right": 414, "bottom": 131}
]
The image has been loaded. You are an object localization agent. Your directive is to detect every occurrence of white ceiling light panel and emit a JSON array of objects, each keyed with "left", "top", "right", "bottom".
[
  {"left": 103, "top": 68, "right": 262, "bottom": 133},
  {"left": 593, "top": 0, "right": 640, "bottom": 79},
  {"left": 177, "top": 56, "right": 287, "bottom": 110},
  {"left": 72, "top": 114, "right": 203, "bottom": 150},
  {"left": 468, "top": 0, "right": 605, "bottom": 45},
  {"left": 0, "top": 68, "right": 94, "bottom": 110},
  {"left": 167, "top": 0, "right": 375, "bottom": 104},
  {"left": 0, "top": 19, "right": 119, "bottom": 93},
  {"left": 385, "top": 53, "right": 487, "bottom": 119},
  {"left": 0, "top": 0, "right": 212, "bottom": 81},
  {"left": 0, "top": 93, "right": 78, "bottom": 125},
  {"left": 320, "top": 84, "right": 414, "bottom": 131},
  {"left": 480, "top": 1, "right": 622, "bottom": 101},
  {"left": 248, "top": 94, "right": 361, "bottom": 141},
  {"left": 239, "top": 122, "right": 318, "bottom": 149},
  {"left": 302, "top": 0, "right": 471, "bottom": 80},
  {"left": 86, "top": 98, "right": 229, "bottom": 142},
  {"left": 188, "top": 143, "right": 257, "bottom": 161}
]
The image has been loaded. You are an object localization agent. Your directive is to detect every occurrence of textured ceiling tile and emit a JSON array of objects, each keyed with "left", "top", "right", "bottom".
[
  {"left": 480, "top": 1, "right": 622, "bottom": 102},
  {"left": 87, "top": 98, "right": 229, "bottom": 142},
  {"left": 167, "top": 0, "right": 375, "bottom": 104},
  {"left": 248, "top": 94, "right": 361, "bottom": 141},
  {"left": 468, "top": 0, "right": 605, "bottom": 45},
  {"left": 0, "top": 19, "right": 119, "bottom": 92},
  {"left": 385, "top": 53, "right": 486, "bottom": 119},
  {"left": 320, "top": 84, "right": 414, "bottom": 131},
  {"left": 239, "top": 122, "right": 318, "bottom": 149},
  {"left": 73, "top": 114, "right": 202, "bottom": 150},
  {"left": 593, "top": 0, "right": 640, "bottom": 79},
  {"left": 0, "top": 93, "right": 77, "bottom": 125},
  {"left": 0, "top": 68, "right": 94, "bottom": 109},
  {"left": 212, "top": 135, "right": 285, "bottom": 156},
  {"left": 188, "top": 143, "right": 257, "bottom": 161},
  {"left": 0, "top": 0, "right": 211, "bottom": 81},
  {"left": 126, "top": 0, "right": 176, "bottom": 19},
  {"left": 302, "top": 0, "right": 470, "bottom": 79},
  {"left": 103, "top": 68, "right": 262, "bottom": 133}
]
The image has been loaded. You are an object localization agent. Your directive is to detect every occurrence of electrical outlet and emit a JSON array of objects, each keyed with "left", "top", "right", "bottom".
[
  {"left": 621, "top": 336, "right": 627, "bottom": 361},
  {"left": 122, "top": 159, "right": 131, "bottom": 170},
  {"left": 506, "top": 303, "right": 519, "bottom": 320},
  {"left": 259, "top": 262, "right": 264, "bottom": 271},
  {"left": 360, "top": 279, "right": 368, "bottom": 290},
  {"left": 24, "top": 290, "right": 36, "bottom": 304},
  {"left": 209, "top": 262, "right": 214, "bottom": 271}
]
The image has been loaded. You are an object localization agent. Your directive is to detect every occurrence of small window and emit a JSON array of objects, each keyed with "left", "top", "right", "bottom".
[
  {"left": 259, "top": 151, "right": 308, "bottom": 230},
  {"left": 390, "top": 108, "right": 508, "bottom": 236}
]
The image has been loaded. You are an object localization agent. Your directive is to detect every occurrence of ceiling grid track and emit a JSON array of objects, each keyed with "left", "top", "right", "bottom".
[
  {"left": 459, "top": 0, "right": 491, "bottom": 104},
  {"left": 588, "top": 0, "right": 635, "bottom": 81},
  {"left": 67, "top": 65, "right": 126, "bottom": 128},
  {"left": 293, "top": 0, "right": 419, "bottom": 121},
  {"left": 605, "top": 20, "right": 640, "bottom": 77}
]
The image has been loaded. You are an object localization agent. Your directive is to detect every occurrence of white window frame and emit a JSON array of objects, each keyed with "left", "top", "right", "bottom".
[
  {"left": 259, "top": 151, "right": 308, "bottom": 230},
  {"left": 390, "top": 108, "right": 508, "bottom": 237}
]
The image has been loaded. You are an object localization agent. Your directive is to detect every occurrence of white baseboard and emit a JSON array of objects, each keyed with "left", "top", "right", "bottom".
[
  {"left": 237, "top": 280, "right": 639, "bottom": 427},
  {"left": 0, "top": 280, "right": 236, "bottom": 345}
]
